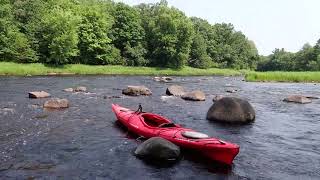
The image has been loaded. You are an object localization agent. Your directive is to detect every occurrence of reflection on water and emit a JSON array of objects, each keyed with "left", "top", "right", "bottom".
[{"left": 0, "top": 76, "right": 319, "bottom": 179}]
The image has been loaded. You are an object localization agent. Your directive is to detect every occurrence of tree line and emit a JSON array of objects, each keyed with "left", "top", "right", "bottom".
[
  {"left": 257, "top": 41, "right": 320, "bottom": 71},
  {"left": 1, "top": 0, "right": 318, "bottom": 71},
  {"left": 0, "top": 0, "right": 260, "bottom": 69}
]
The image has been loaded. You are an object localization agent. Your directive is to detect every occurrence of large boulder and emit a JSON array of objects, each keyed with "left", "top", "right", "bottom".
[
  {"left": 283, "top": 95, "right": 312, "bottom": 104},
  {"left": 28, "top": 91, "right": 50, "bottom": 98},
  {"left": 122, "top": 86, "right": 152, "bottom": 96},
  {"left": 43, "top": 98, "right": 69, "bottom": 108},
  {"left": 135, "top": 137, "right": 180, "bottom": 161},
  {"left": 166, "top": 85, "right": 185, "bottom": 96},
  {"left": 181, "top": 90, "right": 205, "bottom": 101},
  {"left": 207, "top": 97, "right": 255, "bottom": 124}
]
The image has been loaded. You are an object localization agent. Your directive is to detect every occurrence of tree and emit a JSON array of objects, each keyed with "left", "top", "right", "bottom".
[
  {"left": 139, "top": 1, "right": 194, "bottom": 69},
  {"left": 189, "top": 33, "right": 212, "bottom": 68},
  {"left": 76, "top": 0, "right": 122, "bottom": 65},
  {"left": 0, "top": 0, "right": 36, "bottom": 62},
  {"left": 110, "top": 2, "right": 146, "bottom": 66},
  {"left": 35, "top": 4, "right": 80, "bottom": 65}
]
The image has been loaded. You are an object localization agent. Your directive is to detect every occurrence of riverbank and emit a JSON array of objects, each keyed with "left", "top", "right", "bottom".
[
  {"left": 245, "top": 71, "right": 320, "bottom": 83},
  {"left": 1, "top": 62, "right": 320, "bottom": 83},
  {"left": 0, "top": 62, "right": 241, "bottom": 76}
]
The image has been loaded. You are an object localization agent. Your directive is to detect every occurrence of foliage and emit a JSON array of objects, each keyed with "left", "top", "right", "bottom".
[
  {"left": 139, "top": 1, "right": 194, "bottom": 69},
  {"left": 0, "top": 0, "right": 36, "bottom": 62},
  {"left": 76, "top": 0, "right": 122, "bottom": 65},
  {"left": 110, "top": 2, "right": 146, "bottom": 65},
  {"left": 257, "top": 40, "right": 320, "bottom": 71}
]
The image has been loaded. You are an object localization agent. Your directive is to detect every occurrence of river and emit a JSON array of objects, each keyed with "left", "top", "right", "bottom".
[{"left": 0, "top": 76, "right": 319, "bottom": 179}]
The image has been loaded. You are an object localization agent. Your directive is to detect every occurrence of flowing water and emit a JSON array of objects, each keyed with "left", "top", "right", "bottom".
[{"left": 0, "top": 76, "right": 319, "bottom": 180}]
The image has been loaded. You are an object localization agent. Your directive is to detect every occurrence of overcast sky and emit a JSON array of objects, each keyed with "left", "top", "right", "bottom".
[{"left": 116, "top": 0, "right": 320, "bottom": 55}]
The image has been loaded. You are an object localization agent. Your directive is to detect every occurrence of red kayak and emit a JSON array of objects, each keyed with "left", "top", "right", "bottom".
[{"left": 112, "top": 104, "right": 240, "bottom": 165}]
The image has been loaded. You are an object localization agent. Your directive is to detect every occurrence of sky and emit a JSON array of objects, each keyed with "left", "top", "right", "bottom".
[{"left": 116, "top": 0, "right": 320, "bottom": 55}]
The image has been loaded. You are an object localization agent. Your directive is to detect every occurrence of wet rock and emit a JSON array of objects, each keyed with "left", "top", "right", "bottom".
[
  {"left": 63, "top": 88, "right": 74, "bottom": 92},
  {"left": 212, "top": 95, "right": 224, "bottom": 102},
  {"left": 166, "top": 85, "right": 185, "bottom": 96},
  {"left": 207, "top": 97, "right": 255, "bottom": 124},
  {"left": 283, "top": 95, "right": 312, "bottom": 104},
  {"left": 135, "top": 137, "right": 180, "bottom": 161},
  {"left": 305, "top": 95, "right": 319, "bottom": 99},
  {"left": 226, "top": 89, "right": 238, "bottom": 93},
  {"left": 28, "top": 91, "right": 50, "bottom": 98},
  {"left": 74, "top": 86, "right": 87, "bottom": 92},
  {"left": 104, "top": 95, "right": 122, "bottom": 99},
  {"left": 154, "top": 77, "right": 173, "bottom": 82},
  {"left": 43, "top": 98, "right": 69, "bottom": 108},
  {"left": 122, "top": 86, "right": 152, "bottom": 96},
  {"left": 181, "top": 90, "right": 205, "bottom": 101}
]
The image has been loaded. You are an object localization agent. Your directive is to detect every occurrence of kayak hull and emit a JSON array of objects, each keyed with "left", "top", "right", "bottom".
[{"left": 112, "top": 104, "right": 239, "bottom": 165}]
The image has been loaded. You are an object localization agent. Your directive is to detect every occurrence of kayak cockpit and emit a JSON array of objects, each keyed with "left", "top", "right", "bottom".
[{"left": 141, "top": 113, "right": 177, "bottom": 128}]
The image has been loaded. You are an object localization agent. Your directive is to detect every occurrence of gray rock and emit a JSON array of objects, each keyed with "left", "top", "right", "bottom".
[
  {"left": 28, "top": 91, "right": 50, "bottom": 98},
  {"left": 166, "top": 85, "right": 185, "bottom": 96},
  {"left": 226, "top": 89, "right": 238, "bottom": 93},
  {"left": 63, "top": 88, "right": 74, "bottom": 92},
  {"left": 181, "top": 90, "right": 205, "bottom": 101},
  {"left": 207, "top": 97, "right": 255, "bottom": 124},
  {"left": 154, "top": 77, "right": 173, "bottom": 82},
  {"left": 43, "top": 98, "right": 69, "bottom": 108},
  {"left": 135, "top": 137, "right": 180, "bottom": 161},
  {"left": 283, "top": 95, "right": 312, "bottom": 104},
  {"left": 122, "top": 86, "right": 152, "bottom": 96},
  {"left": 212, "top": 95, "right": 224, "bottom": 102},
  {"left": 74, "top": 86, "right": 87, "bottom": 92}
]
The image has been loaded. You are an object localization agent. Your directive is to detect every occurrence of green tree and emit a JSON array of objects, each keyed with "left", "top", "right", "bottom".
[
  {"left": 110, "top": 2, "right": 146, "bottom": 65},
  {"left": 189, "top": 33, "right": 212, "bottom": 68},
  {"left": 76, "top": 0, "right": 122, "bottom": 65},
  {"left": 35, "top": 3, "right": 80, "bottom": 65},
  {"left": 0, "top": 0, "right": 36, "bottom": 62},
  {"left": 139, "top": 1, "right": 194, "bottom": 69}
]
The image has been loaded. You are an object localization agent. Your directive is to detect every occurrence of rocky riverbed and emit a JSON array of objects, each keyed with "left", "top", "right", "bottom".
[{"left": 0, "top": 76, "right": 319, "bottom": 179}]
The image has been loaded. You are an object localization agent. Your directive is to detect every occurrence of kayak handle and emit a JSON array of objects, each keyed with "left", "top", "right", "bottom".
[{"left": 134, "top": 104, "right": 143, "bottom": 114}]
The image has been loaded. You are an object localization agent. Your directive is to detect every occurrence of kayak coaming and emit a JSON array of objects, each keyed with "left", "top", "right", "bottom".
[{"left": 112, "top": 104, "right": 239, "bottom": 165}]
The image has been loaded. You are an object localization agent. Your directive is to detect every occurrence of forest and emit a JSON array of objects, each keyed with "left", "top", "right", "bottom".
[{"left": 0, "top": 0, "right": 319, "bottom": 71}]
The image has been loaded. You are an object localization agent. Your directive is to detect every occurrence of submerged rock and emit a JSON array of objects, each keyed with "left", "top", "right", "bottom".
[
  {"left": 44, "top": 98, "right": 69, "bottom": 108},
  {"left": 122, "top": 86, "right": 152, "bottom": 96},
  {"left": 283, "top": 95, "right": 312, "bottom": 104},
  {"left": 28, "top": 91, "right": 50, "bottom": 98},
  {"left": 135, "top": 137, "right": 180, "bottom": 161},
  {"left": 207, "top": 97, "right": 255, "bottom": 124},
  {"left": 166, "top": 85, "right": 185, "bottom": 96},
  {"left": 181, "top": 90, "right": 205, "bottom": 101}
]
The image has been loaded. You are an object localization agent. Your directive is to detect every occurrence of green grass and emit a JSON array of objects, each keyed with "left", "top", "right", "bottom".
[
  {"left": 2, "top": 62, "right": 320, "bottom": 82},
  {"left": 0, "top": 62, "right": 241, "bottom": 76},
  {"left": 245, "top": 71, "right": 320, "bottom": 83}
]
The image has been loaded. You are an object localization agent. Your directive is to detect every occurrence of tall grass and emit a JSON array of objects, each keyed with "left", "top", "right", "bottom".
[
  {"left": 2, "top": 62, "right": 319, "bottom": 82},
  {"left": 245, "top": 71, "right": 320, "bottom": 82},
  {"left": 0, "top": 62, "right": 241, "bottom": 76}
]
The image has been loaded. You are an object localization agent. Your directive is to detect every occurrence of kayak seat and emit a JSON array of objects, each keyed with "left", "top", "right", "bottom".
[
  {"left": 181, "top": 131, "right": 209, "bottom": 139},
  {"left": 158, "top": 123, "right": 176, "bottom": 128}
]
